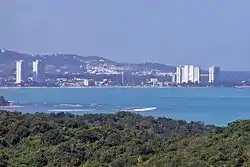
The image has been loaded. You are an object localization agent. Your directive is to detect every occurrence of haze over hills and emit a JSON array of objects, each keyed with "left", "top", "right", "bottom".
[
  {"left": 0, "top": 49, "right": 249, "bottom": 82},
  {"left": 0, "top": 49, "right": 175, "bottom": 76}
]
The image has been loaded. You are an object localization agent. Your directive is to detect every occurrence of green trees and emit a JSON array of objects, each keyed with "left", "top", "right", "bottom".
[{"left": 1, "top": 110, "right": 250, "bottom": 166}]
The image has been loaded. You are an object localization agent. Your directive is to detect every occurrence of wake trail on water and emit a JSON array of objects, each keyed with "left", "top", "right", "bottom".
[
  {"left": 54, "top": 103, "right": 83, "bottom": 107},
  {"left": 121, "top": 107, "right": 158, "bottom": 112}
]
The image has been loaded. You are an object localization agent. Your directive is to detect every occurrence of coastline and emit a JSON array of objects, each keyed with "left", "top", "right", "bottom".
[
  {"left": 0, "top": 86, "right": 211, "bottom": 89},
  {"left": 0, "top": 85, "right": 249, "bottom": 89},
  {"left": 0, "top": 86, "right": 228, "bottom": 89}
]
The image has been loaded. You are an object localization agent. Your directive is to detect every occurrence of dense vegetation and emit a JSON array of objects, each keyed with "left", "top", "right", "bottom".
[{"left": 0, "top": 110, "right": 249, "bottom": 166}]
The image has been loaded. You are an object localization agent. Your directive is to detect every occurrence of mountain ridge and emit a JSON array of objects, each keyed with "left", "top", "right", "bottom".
[
  {"left": 0, "top": 49, "right": 176, "bottom": 75},
  {"left": 0, "top": 49, "right": 250, "bottom": 82}
]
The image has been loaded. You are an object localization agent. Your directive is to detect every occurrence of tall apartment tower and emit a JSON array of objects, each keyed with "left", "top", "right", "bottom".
[
  {"left": 32, "top": 60, "right": 45, "bottom": 82},
  {"left": 182, "top": 65, "right": 189, "bottom": 83},
  {"left": 209, "top": 65, "right": 220, "bottom": 84},
  {"left": 16, "top": 60, "right": 28, "bottom": 83},
  {"left": 176, "top": 66, "right": 182, "bottom": 84},
  {"left": 176, "top": 65, "right": 200, "bottom": 84},
  {"left": 193, "top": 66, "right": 200, "bottom": 84},
  {"left": 171, "top": 73, "right": 176, "bottom": 83}
]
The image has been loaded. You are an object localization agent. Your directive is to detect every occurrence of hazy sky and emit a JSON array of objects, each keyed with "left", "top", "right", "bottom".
[{"left": 1, "top": 0, "right": 250, "bottom": 70}]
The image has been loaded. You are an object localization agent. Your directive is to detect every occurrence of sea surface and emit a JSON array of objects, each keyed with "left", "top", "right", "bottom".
[{"left": 0, "top": 87, "right": 250, "bottom": 126}]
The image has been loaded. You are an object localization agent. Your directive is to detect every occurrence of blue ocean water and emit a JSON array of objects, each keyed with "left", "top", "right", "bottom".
[{"left": 0, "top": 88, "right": 250, "bottom": 126}]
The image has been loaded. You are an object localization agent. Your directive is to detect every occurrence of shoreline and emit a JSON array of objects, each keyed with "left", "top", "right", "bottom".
[
  {"left": 0, "top": 86, "right": 242, "bottom": 89},
  {"left": 0, "top": 86, "right": 249, "bottom": 89},
  {"left": 0, "top": 87, "right": 214, "bottom": 89}
]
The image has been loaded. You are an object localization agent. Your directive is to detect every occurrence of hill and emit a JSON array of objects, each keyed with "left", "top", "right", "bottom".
[
  {"left": 2, "top": 110, "right": 250, "bottom": 166},
  {"left": 0, "top": 49, "right": 176, "bottom": 76},
  {"left": 0, "top": 110, "right": 221, "bottom": 167},
  {"left": 1, "top": 49, "right": 250, "bottom": 82},
  {"left": 147, "top": 120, "right": 250, "bottom": 166}
]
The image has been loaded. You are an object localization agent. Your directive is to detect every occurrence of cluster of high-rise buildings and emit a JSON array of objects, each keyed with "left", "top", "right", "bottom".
[
  {"left": 14, "top": 59, "right": 220, "bottom": 86},
  {"left": 15, "top": 60, "right": 45, "bottom": 84},
  {"left": 173, "top": 65, "right": 220, "bottom": 84}
]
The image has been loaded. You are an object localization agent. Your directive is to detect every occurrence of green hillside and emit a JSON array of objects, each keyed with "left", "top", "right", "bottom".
[{"left": 1, "top": 110, "right": 249, "bottom": 167}]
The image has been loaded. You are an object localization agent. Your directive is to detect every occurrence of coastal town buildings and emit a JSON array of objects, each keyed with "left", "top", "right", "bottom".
[
  {"left": 83, "top": 79, "right": 95, "bottom": 86},
  {"left": 12, "top": 58, "right": 222, "bottom": 87},
  {"left": 150, "top": 78, "right": 158, "bottom": 86}
]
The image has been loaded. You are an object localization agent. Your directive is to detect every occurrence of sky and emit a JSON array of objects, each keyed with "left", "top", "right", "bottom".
[{"left": 0, "top": 0, "right": 250, "bottom": 70}]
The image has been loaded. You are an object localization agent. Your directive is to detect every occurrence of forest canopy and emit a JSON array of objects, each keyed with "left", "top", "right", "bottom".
[{"left": 0, "top": 110, "right": 249, "bottom": 167}]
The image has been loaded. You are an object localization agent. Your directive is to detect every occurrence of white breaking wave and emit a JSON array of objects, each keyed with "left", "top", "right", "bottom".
[
  {"left": 0, "top": 105, "right": 24, "bottom": 108},
  {"left": 122, "top": 107, "right": 157, "bottom": 112},
  {"left": 54, "top": 104, "right": 83, "bottom": 107}
]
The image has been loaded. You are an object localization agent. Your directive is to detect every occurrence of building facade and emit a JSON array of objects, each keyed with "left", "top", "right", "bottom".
[
  {"left": 209, "top": 65, "right": 220, "bottom": 84},
  {"left": 171, "top": 73, "right": 176, "bottom": 83},
  {"left": 182, "top": 65, "right": 189, "bottom": 83},
  {"left": 193, "top": 66, "right": 200, "bottom": 84},
  {"left": 176, "top": 65, "right": 200, "bottom": 84},
  {"left": 176, "top": 66, "right": 182, "bottom": 84},
  {"left": 16, "top": 60, "right": 28, "bottom": 83},
  {"left": 32, "top": 60, "right": 45, "bottom": 83},
  {"left": 83, "top": 79, "right": 95, "bottom": 86}
]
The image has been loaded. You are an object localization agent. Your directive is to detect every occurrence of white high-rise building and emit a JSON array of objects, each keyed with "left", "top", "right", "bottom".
[
  {"left": 193, "top": 66, "right": 200, "bottom": 83},
  {"left": 188, "top": 65, "right": 195, "bottom": 82},
  {"left": 209, "top": 65, "right": 220, "bottom": 84},
  {"left": 182, "top": 65, "right": 189, "bottom": 83},
  {"left": 176, "top": 65, "right": 200, "bottom": 84},
  {"left": 16, "top": 60, "right": 28, "bottom": 83},
  {"left": 32, "top": 60, "right": 45, "bottom": 82},
  {"left": 176, "top": 66, "right": 182, "bottom": 84},
  {"left": 171, "top": 74, "right": 176, "bottom": 83}
]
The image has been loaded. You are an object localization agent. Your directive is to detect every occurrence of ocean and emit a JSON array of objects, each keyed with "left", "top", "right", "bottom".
[{"left": 0, "top": 87, "right": 250, "bottom": 126}]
